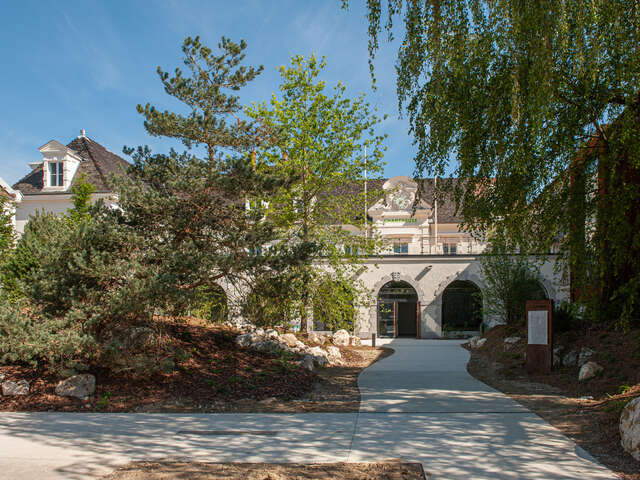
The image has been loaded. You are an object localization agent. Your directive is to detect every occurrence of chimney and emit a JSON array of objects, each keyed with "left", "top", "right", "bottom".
[{"left": 79, "top": 129, "right": 86, "bottom": 138}]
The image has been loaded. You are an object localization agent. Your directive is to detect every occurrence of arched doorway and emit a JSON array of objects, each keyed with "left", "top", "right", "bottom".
[
  {"left": 377, "top": 281, "right": 419, "bottom": 337},
  {"left": 442, "top": 280, "right": 482, "bottom": 331}
]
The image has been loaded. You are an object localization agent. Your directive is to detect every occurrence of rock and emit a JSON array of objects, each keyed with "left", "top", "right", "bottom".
[
  {"left": 325, "top": 345, "right": 343, "bottom": 365},
  {"left": 563, "top": 350, "right": 578, "bottom": 367},
  {"left": 55, "top": 374, "right": 96, "bottom": 399},
  {"left": 301, "top": 355, "right": 315, "bottom": 371},
  {"left": 467, "top": 336, "right": 487, "bottom": 349},
  {"left": 0, "top": 372, "right": 5, "bottom": 383},
  {"left": 254, "top": 340, "right": 281, "bottom": 353},
  {"left": 308, "top": 332, "right": 326, "bottom": 344},
  {"left": 332, "top": 329, "right": 350, "bottom": 346},
  {"left": 295, "top": 340, "right": 307, "bottom": 351},
  {"left": 578, "top": 361, "right": 603, "bottom": 381},
  {"left": 254, "top": 328, "right": 265, "bottom": 336},
  {"left": 279, "top": 333, "right": 298, "bottom": 348},
  {"left": 308, "top": 346, "right": 329, "bottom": 367},
  {"left": 579, "top": 396, "right": 594, "bottom": 401},
  {"left": 620, "top": 397, "right": 640, "bottom": 461},
  {"left": 264, "top": 329, "right": 279, "bottom": 339},
  {"left": 349, "top": 335, "right": 362, "bottom": 347},
  {"left": 578, "top": 347, "right": 594, "bottom": 366},
  {"left": 236, "top": 332, "right": 262, "bottom": 348},
  {"left": 553, "top": 346, "right": 563, "bottom": 367},
  {"left": 2, "top": 379, "right": 29, "bottom": 396}
]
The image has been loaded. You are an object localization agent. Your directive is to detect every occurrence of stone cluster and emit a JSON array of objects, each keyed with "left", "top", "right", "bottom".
[
  {"left": 235, "top": 327, "right": 361, "bottom": 371},
  {"left": 620, "top": 397, "right": 640, "bottom": 462}
]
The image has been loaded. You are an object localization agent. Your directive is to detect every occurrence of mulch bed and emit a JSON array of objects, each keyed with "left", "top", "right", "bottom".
[
  {"left": 465, "top": 324, "right": 640, "bottom": 480},
  {"left": 0, "top": 320, "right": 316, "bottom": 412},
  {"left": 0, "top": 319, "right": 391, "bottom": 413},
  {"left": 102, "top": 461, "right": 427, "bottom": 480}
]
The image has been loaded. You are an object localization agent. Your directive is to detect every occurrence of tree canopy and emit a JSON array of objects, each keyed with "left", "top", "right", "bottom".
[
  {"left": 246, "top": 55, "right": 387, "bottom": 330},
  {"left": 351, "top": 0, "right": 640, "bottom": 325}
]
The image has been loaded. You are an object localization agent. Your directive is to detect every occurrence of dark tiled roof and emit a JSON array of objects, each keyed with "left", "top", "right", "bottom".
[{"left": 13, "top": 136, "right": 130, "bottom": 194}]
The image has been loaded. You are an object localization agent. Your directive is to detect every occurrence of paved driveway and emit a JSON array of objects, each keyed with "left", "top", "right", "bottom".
[{"left": 0, "top": 340, "right": 618, "bottom": 479}]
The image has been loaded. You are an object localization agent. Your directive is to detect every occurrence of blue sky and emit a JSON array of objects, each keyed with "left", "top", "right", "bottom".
[{"left": 0, "top": 0, "right": 420, "bottom": 185}]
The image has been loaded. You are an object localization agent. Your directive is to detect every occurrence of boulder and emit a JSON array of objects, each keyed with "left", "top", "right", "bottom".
[
  {"left": 254, "top": 328, "right": 265, "bottom": 336},
  {"left": 264, "top": 329, "right": 279, "bottom": 339},
  {"left": 301, "top": 355, "right": 315, "bottom": 371},
  {"left": 620, "top": 397, "right": 640, "bottom": 462},
  {"left": 563, "top": 350, "right": 578, "bottom": 367},
  {"left": 350, "top": 335, "right": 362, "bottom": 347},
  {"left": 332, "top": 329, "right": 350, "bottom": 346},
  {"left": 55, "top": 374, "right": 96, "bottom": 399},
  {"left": 295, "top": 340, "right": 308, "bottom": 351},
  {"left": 280, "top": 333, "right": 298, "bottom": 348},
  {"left": 2, "top": 379, "right": 29, "bottom": 396},
  {"left": 467, "top": 336, "right": 487, "bottom": 349},
  {"left": 308, "top": 346, "right": 329, "bottom": 367},
  {"left": 578, "top": 361, "right": 603, "bottom": 381},
  {"left": 553, "top": 346, "right": 563, "bottom": 367},
  {"left": 578, "top": 347, "right": 594, "bottom": 366},
  {"left": 236, "top": 332, "right": 262, "bottom": 348},
  {"left": 254, "top": 340, "right": 281, "bottom": 353},
  {"left": 325, "top": 345, "right": 343, "bottom": 365},
  {"left": 308, "top": 332, "right": 326, "bottom": 344}
]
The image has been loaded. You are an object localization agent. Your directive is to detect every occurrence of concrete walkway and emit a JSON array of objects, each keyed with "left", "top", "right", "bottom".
[{"left": 0, "top": 340, "right": 618, "bottom": 479}]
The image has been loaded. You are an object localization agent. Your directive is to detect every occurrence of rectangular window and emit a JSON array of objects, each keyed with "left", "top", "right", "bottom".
[
  {"left": 49, "top": 162, "right": 63, "bottom": 187},
  {"left": 393, "top": 243, "right": 408, "bottom": 254},
  {"left": 443, "top": 243, "right": 457, "bottom": 255}
]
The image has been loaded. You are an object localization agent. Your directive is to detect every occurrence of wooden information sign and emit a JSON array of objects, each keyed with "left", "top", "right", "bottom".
[{"left": 525, "top": 299, "right": 553, "bottom": 373}]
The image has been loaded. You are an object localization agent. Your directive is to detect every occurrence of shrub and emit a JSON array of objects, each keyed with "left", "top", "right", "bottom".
[
  {"left": 480, "top": 251, "right": 547, "bottom": 325},
  {"left": 0, "top": 294, "right": 93, "bottom": 374}
]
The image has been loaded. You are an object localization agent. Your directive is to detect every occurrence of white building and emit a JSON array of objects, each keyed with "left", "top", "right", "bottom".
[
  {"left": 7, "top": 133, "right": 568, "bottom": 338},
  {"left": 11, "top": 131, "right": 126, "bottom": 234},
  {"left": 338, "top": 176, "right": 567, "bottom": 338}
]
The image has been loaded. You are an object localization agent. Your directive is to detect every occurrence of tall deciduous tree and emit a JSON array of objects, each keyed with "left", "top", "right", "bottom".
[
  {"left": 246, "top": 55, "right": 387, "bottom": 330},
  {"left": 350, "top": 0, "right": 640, "bottom": 326},
  {"left": 118, "top": 37, "right": 311, "bottom": 314}
]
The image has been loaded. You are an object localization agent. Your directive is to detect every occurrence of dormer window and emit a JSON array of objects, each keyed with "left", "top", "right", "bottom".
[{"left": 49, "top": 162, "right": 64, "bottom": 187}]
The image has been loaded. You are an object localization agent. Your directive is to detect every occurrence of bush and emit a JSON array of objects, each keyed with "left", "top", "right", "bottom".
[
  {"left": 480, "top": 252, "right": 547, "bottom": 325},
  {"left": 553, "top": 301, "right": 581, "bottom": 333},
  {"left": 0, "top": 294, "right": 93, "bottom": 374},
  {"left": 312, "top": 278, "right": 357, "bottom": 332}
]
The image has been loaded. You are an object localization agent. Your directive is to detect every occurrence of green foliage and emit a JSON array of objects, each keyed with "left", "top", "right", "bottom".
[
  {"left": 0, "top": 197, "right": 15, "bottom": 260},
  {"left": 118, "top": 36, "right": 312, "bottom": 314},
  {"left": 355, "top": 0, "right": 640, "bottom": 327},
  {"left": 246, "top": 55, "right": 387, "bottom": 328},
  {"left": 1, "top": 211, "right": 66, "bottom": 300},
  {"left": 65, "top": 174, "right": 96, "bottom": 225},
  {"left": 479, "top": 251, "right": 547, "bottom": 325},
  {"left": 312, "top": 277, "right": 357, "bottom": 332},
  {"left": 0, "top": 293, "right": 93, "bottom": 373},
  {"left": 553, "top": 301, "right": 581, "bottom": 333},
  {"left": 189, "top": 285, "right": 228, "bottom": 323}
]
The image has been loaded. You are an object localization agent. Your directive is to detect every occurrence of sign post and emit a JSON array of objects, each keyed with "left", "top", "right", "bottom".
[{"left": 526, "top": 299, "right": 553, "bottom": 373}]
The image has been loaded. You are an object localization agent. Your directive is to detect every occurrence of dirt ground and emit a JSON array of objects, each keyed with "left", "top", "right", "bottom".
[
  {"left": 0, "top": 318, "right": 391, "bottom": 413},
  {"left": 465, "top": 325, "right": 640, "bottom": 480},
  {"left": 102, "top": 461, "right": 427, "bottom": 480}
]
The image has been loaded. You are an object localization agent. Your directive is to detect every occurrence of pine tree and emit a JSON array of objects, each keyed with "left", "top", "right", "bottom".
[{"left": 117, "top": 36, "right": 311, "bottom": 313}]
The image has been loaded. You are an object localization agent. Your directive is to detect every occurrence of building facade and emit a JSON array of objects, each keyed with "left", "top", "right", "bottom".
[
  {"left": 11, "top": 131, "right": 127, "bottom": 234},
  {"left": 7, "top": 133, "right": 569, "bottom": 338}
]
